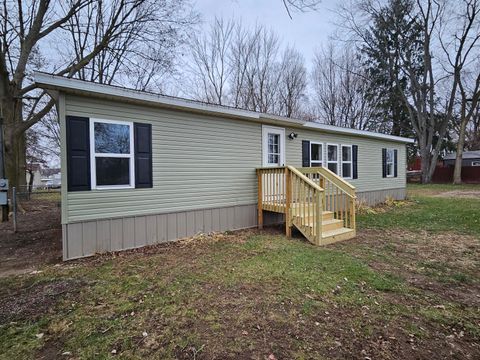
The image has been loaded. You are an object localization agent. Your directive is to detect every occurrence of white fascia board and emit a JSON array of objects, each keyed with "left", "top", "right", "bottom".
[
  {"left": 303, "top": 122, "right": 415, "bottom": 144},
  {"left": 259, "top": 114, "right": 306, "bottom": 126},
  {"left": 34, "top": 72, "right": 260, "bottom": 121}
]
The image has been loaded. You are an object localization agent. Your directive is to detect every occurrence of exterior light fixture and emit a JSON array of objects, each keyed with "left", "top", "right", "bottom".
[{"left": 288, "top": 132, "right": 298, "bottom": 140}]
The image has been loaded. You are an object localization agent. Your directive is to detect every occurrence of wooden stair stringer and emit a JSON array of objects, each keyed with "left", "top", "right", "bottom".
[{"left": 291, "top": 217, "right": 317, "bottom": 245}]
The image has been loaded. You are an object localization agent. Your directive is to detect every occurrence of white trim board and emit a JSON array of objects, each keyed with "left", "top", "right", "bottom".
[
  {"left": 262, "top": 125, "right": 285, "bottom": 167},
  {"left": 303, "top": 122, "right": 415, "bottom": 144},
  {"left": 89, "top": 118, "right": 135, "bottom": 190}
]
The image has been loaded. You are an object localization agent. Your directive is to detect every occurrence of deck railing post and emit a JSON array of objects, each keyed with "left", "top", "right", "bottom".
[
  {"left": 285, "top": 167, "right": 292, "bottom": 237},
  {"left": 351, "top": 197, "right": 356, "bottom": 231},
  {"left": 257, "top": 170, "right": 263, "bottom": 229},
  {"left": 316, "top": 190, "right": 322, "bottom": 245}
]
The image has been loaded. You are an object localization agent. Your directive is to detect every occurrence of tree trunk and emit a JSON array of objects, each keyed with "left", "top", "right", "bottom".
[
  {"left": 4, "top": 127, "right": 26, "bottom": 191},
  {"left": 453, "top": 118, "right": 468, "bottom": 185},
  {"left": 27, "top": 169, "right": 34, "bottom": 193},
  {"left": 2, "top": 95, "right": 27, "bottom": 191},
  {"left": 417, "top": 133, "right": 433, "bottom": 184},
  {"left": 420, "top": 146, "right": 432, "bottom": 183}
]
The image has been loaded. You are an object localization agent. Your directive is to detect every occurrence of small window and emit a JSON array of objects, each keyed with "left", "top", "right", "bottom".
[
  {"left": 342, "top": 145, "right": 352, "bottom": 179},
  {"left": 310, "top": 142, "right": 323, "bottom": 167},
  {"left": 90, "top": 119, "right": 135, "bottom": 189},
  {"left": 386, "top": 148, "right": 394, "bottom": 177},
  {"left": 327, "top": 144, "right": 338, "bottom": 174},
  {"left": 268, "top": 133, "right": 280, "bottom": 165}
]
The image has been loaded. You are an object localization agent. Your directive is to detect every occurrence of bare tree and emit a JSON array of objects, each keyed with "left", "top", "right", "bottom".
[
  {"left": 282, "top": 0, "right": 321, "bottom": 18},
  {"left": 0, "top": 0, "right": 197, "bottom": 190},
  {"left": 465, "top": 103, "right": 480, "bottom": 149},
  {"left": 243, "top": 26, "right": 282, "bottom": 113},
  {"left": 229, "top": 23, "right": 258, "bottom": 108},
  {"left": 442, "top": 0, "right": 480, "bottom": 184},
  {"left": 189, "top": 17, "right": 234, "bottom": 105},
  {"left": 189, "top": 18, "right": 309, "bottom": 118},
  {"left": 312, "top": 43, "right": 379, "bottom": 130},
  {"left": 277, "top": 47, "right": 307, "bottom": 117},
  {"left": 62, "top": 0, "right": 196, "bottom": 91},
  {"left": 340, "top": 0, "right": 480, "bottom": 183}
]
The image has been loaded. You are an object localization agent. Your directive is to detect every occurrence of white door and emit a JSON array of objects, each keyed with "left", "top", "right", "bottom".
[{"left": 262, "top": 125, "right": 285, "bottom": 167}]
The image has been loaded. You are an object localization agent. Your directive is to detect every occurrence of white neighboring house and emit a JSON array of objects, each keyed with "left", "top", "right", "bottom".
[
  {"left": 43, "top": 172, "right": 62, "bottom": 189},
  {"left": 26, "top": 164, "right": 61, "bottom": 189}
]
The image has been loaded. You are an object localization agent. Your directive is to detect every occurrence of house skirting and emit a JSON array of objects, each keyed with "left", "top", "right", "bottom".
[
  {"left": 62, "top": 187, "right": 406, "bottom": 260},
  {"left": 63, "top": 204, "right": 281, "bottom": 260},
  {"left": 356, "top": 187, "right": 406, "bottom": 206}
]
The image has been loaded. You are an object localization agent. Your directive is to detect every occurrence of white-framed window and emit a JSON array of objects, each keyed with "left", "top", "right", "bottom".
[
  {"left": 262, "top": 125, "right": 285, "bottom": 167},
  {"left": 90, "top": 118, "right": 135, "bottom": 189},
  {"left": 310, "top": 142, "right": 323, "bottom": 167},
  {"left": 342, "top": 145, "right": 353, "bottom": 179},
  {"left": 472, "top": 161, "right": 480, "bottom": 167},
  {"left": 386, "top": 148, "right": 395, "bottom": 177},
  {"left": 327, "top": 144, "right": 339, "bottom": 174}
]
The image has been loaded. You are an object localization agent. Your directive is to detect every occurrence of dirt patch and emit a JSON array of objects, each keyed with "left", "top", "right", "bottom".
[
  {"left": 0, "top": 278, "right": 84, "bottom": 324},
  {"left": 0, "top": 200, "right": 62, "bottom": 277},
  {"left": 434, "top": 190, "right": 480, "bottom": 199},
  {"left": 148, "top": 275, "right": 478, "bottom": 360}
]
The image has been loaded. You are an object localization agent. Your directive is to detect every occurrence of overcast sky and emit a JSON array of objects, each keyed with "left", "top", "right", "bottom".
[{"left": 194, "top": 0, "right": 342, "bottom": 69}]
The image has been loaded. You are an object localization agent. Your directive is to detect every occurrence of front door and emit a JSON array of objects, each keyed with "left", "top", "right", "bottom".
[{"left": 262, "top": 125, "right": 285, "bottom": 167}]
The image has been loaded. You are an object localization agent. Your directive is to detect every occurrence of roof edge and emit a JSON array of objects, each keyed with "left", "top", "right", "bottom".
[
  {"left": 34, "top": 72, "right": 260, "bottom": 121},
  {"left": 303, "top": 122, "right": 415, "bottom": 144},
  {"left": 34, "top": 72, "right": 415, "bottom": 144}
]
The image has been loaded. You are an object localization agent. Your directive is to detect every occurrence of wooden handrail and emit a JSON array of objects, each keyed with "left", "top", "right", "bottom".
[
  {"left": 286, "top": 166, "right": 324, "bottom": 192},
  {"left": 299, "top": 167, "right": 356, "bottom": 198}
]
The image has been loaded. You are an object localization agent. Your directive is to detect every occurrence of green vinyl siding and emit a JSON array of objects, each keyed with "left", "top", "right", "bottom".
[
  {"left": 62, "top": 94, "right": 407, "bottom": 224},
  {"left": 63, "top": 95, "right": 262, "bottom": 223},
  {"left": 285, "top": 127, "right": 407, "bottom": 192}
]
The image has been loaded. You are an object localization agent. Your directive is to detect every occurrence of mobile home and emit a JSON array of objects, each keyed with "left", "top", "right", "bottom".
[{"left": 35, "top": 72, "right": 414, "bottom": 260}]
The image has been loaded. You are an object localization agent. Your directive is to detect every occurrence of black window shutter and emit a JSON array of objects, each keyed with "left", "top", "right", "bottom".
[
  {"left": 302, "top": 140, "right": 310, "bottom": 167},
  {"left": 134, "top": 123, "right": 153, "bottom": 188},
  {"left": 66, "top": 116, "right": 91, "bottom": 191},
  {"left": 394, "top": 149, "right": 398, "bottom": 177},
  {"left": 352, "top": 145, "right": 358, "bottom": 179},
  {"left": 382, "top": 148, "right": 387, "bottom": 178}
]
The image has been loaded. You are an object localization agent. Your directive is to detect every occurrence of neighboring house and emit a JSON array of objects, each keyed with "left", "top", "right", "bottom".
[
  {"left": 43, "top": 172, "right": 62, "bottom": 188},
  {"left": 26, "top": 165, "right": 61, "bottom": 189},
  {"left": 443, "top": 151, "right": 480, "bottom": 167},
  {"left": 430, "top": 151, "right": 480, "bottom": 183},
  {"left": 35, "top": 72, "right": 414, "bottom": 260}
]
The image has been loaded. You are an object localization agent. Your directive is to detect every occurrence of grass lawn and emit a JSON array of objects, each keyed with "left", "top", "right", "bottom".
[
  {"left": 359, "top": 184, "right": 480, "bottom": 236},
  {"left": 0, "top": 184, "right": 479, "bottom": 359}
]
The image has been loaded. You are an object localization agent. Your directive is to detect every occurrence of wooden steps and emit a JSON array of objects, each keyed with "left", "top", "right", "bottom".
[
  {"left": 321, "top": 219, "right": 344, "bottom": 232},
  {"left": 291, "top": 209, "right": 355, "bottom": 246},
  {"left": 257, "top": 166, "right": 356, "bottom": 246},
  {"left": 321, "top": 227, "right": 356, "bottom": 245}
]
